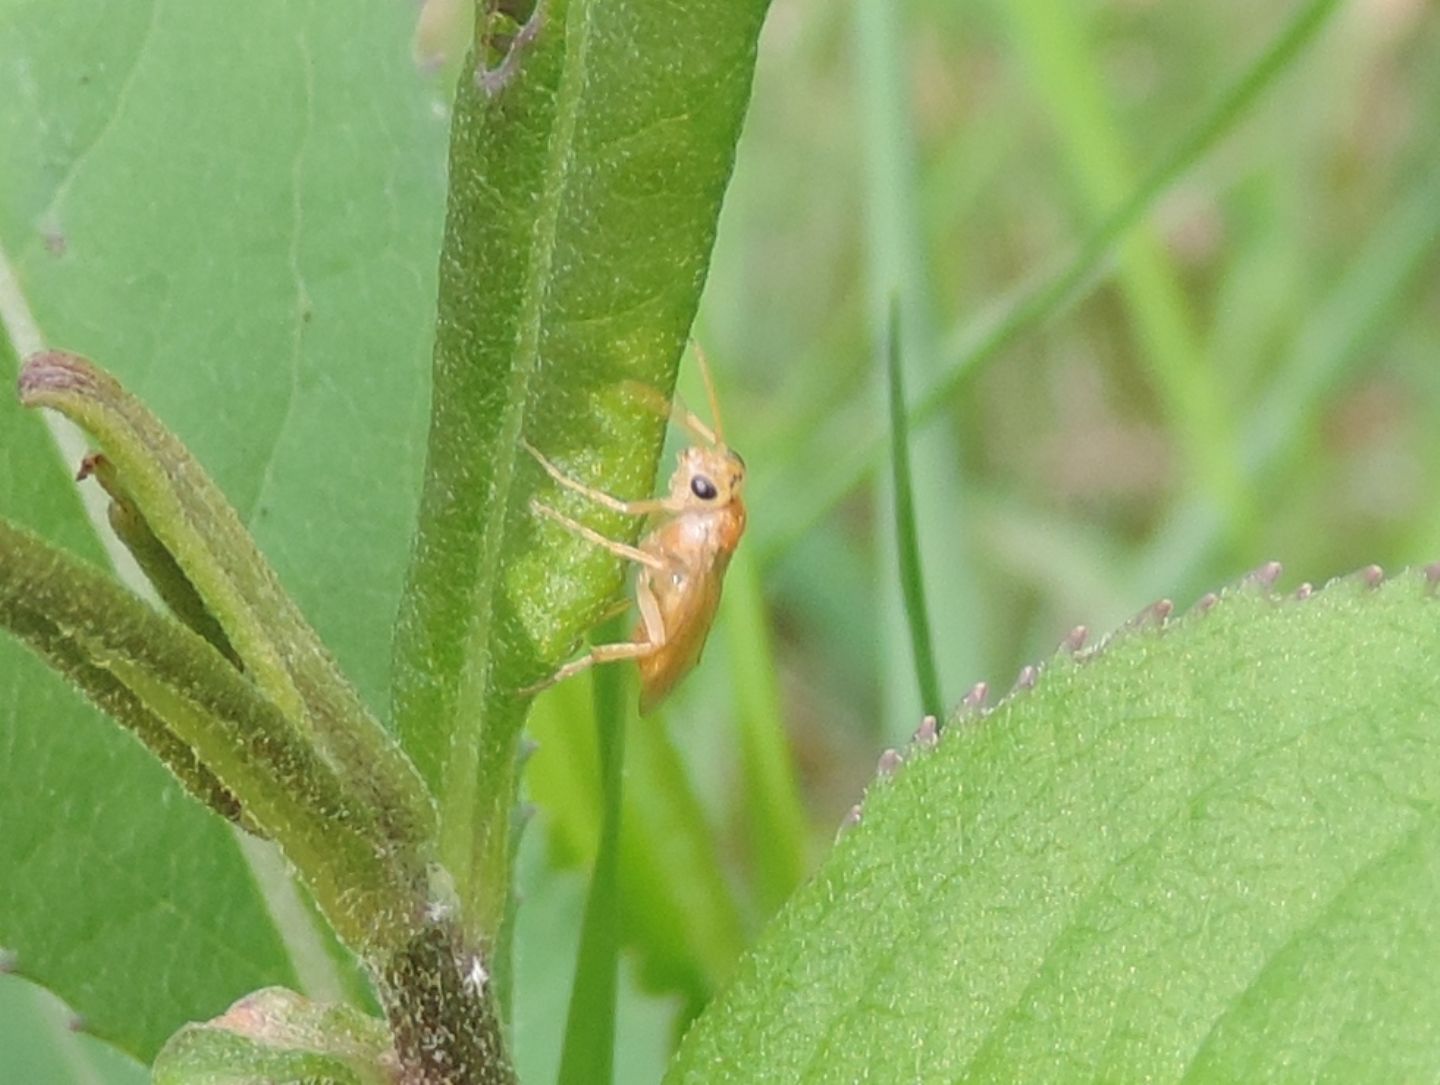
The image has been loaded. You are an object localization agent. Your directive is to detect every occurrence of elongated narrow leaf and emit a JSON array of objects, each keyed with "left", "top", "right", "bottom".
[
  {"left": 0, "top": 368, "right": 302, "bottom": 1061},
  {"left": 670, "top": 568, "right": 1440, "bottom": 1081},
  {"left": 20, "top": 351, "right": 433, "bottom": 852},
  {"left": 0, "top": 520, "right": 425, "bottom": 956},
  {"left": 392, "top": 0, "right": 773, "bottom": 941},
  {"left": 883, "top": 305, "right": 942, "bottom": 718}
]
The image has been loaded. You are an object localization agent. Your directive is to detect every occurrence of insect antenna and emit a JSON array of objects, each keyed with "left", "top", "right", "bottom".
[{"left": 690, "top": 339, "right": 728, "bottom": 449}]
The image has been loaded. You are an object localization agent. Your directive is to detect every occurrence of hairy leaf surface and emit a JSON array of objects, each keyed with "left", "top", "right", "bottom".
[{"left": 671, "top": 570, "right": 1440, "bottom": 1081}]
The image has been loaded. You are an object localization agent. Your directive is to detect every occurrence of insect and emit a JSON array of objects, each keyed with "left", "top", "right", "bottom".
[{"left": 524, "top": 344, "right": 746, "bottom": 713}]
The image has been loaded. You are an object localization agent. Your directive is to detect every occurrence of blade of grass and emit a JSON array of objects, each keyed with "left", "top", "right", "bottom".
[
  {"left": 1134, "top": 157, "right": 1440, "bottom": 601},
  {"left": 1002, "top": 0, "right": 1253, "bottom": 553},
  {"left": 884, "top": 303, "right": 942, "bottom": 719},
  {"left": 556, "top": 619, "right": 628, "bottom": 1085},
  {"left": 755, "top": 0, "right": 1344, "bottom": 568},
  {"left": 527, "top": 664, "right": 747, "bottom": 1013},
  {"left": 724, "top": 547, "right": 810, "bottom": 915},
  {"left": 854, "top": 0, "right": 983, "bottom": 740}
]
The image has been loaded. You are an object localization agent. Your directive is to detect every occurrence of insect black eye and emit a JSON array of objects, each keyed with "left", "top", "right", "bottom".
[{"left": 690, "top": 475, "right": 718, "bottom": 501}]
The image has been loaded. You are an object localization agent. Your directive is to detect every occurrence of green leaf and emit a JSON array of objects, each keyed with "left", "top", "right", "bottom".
[
  {"left": 669, "top": 567, "right": 1440, "bottom": 1081},
  {"left": 0, "top": 0, "right": 447, "bottom": 1058},
  {"left": 0, "top": 517, "right": 248, "bottom": 829},
  {"left": 152, "top": 988, "right": 393, "bottom": 1085},
  {"left": 391, "top": 0, "right": 773, "bottom": 942}
]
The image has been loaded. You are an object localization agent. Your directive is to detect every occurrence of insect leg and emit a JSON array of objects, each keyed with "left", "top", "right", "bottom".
[
  {"left": 523, "top": 439, "right": 676, "bottom": 516},
  {"left": 634, "top": 574, "right": 668, "bottom": 648},
  {"left": 522, "top": 639, "right": 658, "bottom": 695},
  {"left": 530, "top": 499, "right": 666, "bottom": 571}
]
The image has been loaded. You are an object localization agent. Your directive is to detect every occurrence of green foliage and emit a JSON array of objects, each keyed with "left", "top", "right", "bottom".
[
  {"left": 671, "top": 569, "right": 1440, "bottom": 1081},
  {"left": 3, "top": 0, "right": 1440, "bottom": 1080}
]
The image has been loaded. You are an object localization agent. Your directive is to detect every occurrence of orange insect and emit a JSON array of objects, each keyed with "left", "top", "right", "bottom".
[{"left": 524, "top": 345, "right": 746, "bottom": 713}]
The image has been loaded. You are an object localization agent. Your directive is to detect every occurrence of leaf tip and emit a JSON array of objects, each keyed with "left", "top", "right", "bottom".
[
  {"left": 0, "top": 947, "right": 15, "bottom": 974},
  {"left": 835, "top": 803, "right": 863, "bottom": 841},
  {"left": 475, "top": 0, "right": 545, "bottom": 97},
  {"left": 1059, "top": 624, "right": 1089, "bottom": 654},
  {"left": 17, "top": 349, "right": 101, "bottom": 406},
  {"left": 1013, "top": 663, "right": 1039, "bottom": 693},
  {"left": 75, "top": 450, "right": 106, "bottom": 484}
]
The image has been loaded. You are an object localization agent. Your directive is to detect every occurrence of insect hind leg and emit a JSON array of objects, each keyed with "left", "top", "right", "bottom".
[{"left": 521, "top": 638, "right": 657, "bottom": 696}]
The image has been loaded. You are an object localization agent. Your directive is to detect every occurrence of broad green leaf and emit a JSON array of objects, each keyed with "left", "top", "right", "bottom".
[
  {"left": 0, "top": 977, "right": 147, "bottom": 1085},
  {"left": 0, "top": 0, "right": 447, "bottom": 1060},
  {"left": 670, "top": 568, "right": 1440, "bottom": 1081},
  {"left": 391, "top": 0, "right": 773, "bottom": 942}
]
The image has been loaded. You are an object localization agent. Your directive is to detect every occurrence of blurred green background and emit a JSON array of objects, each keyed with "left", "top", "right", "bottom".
[{"left": 4, "top": 0, "right": 1438, "bottom": 1080}]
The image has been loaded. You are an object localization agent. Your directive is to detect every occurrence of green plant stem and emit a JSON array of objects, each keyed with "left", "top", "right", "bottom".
[
  {"left": 854, "top": 0, "right": 982, "bottom": 740},
  {"left": 378, "top": 920, "right": 516, "bottom": 1085},
  {"left": 885, "top": 305, "right": 942, "bottom": 719}
]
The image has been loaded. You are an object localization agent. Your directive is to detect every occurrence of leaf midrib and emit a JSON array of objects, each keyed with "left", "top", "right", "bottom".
[{"left": 440, "top": 0, "right": 595, "bottom": 907}]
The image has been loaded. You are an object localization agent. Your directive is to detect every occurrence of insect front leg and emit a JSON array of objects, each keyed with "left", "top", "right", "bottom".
[
  {"left": 523, "top": 439, "right": 676, "bottom": 517},
  {"left": 530, "top": 500, "right": 665, "bottom": 570}
]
